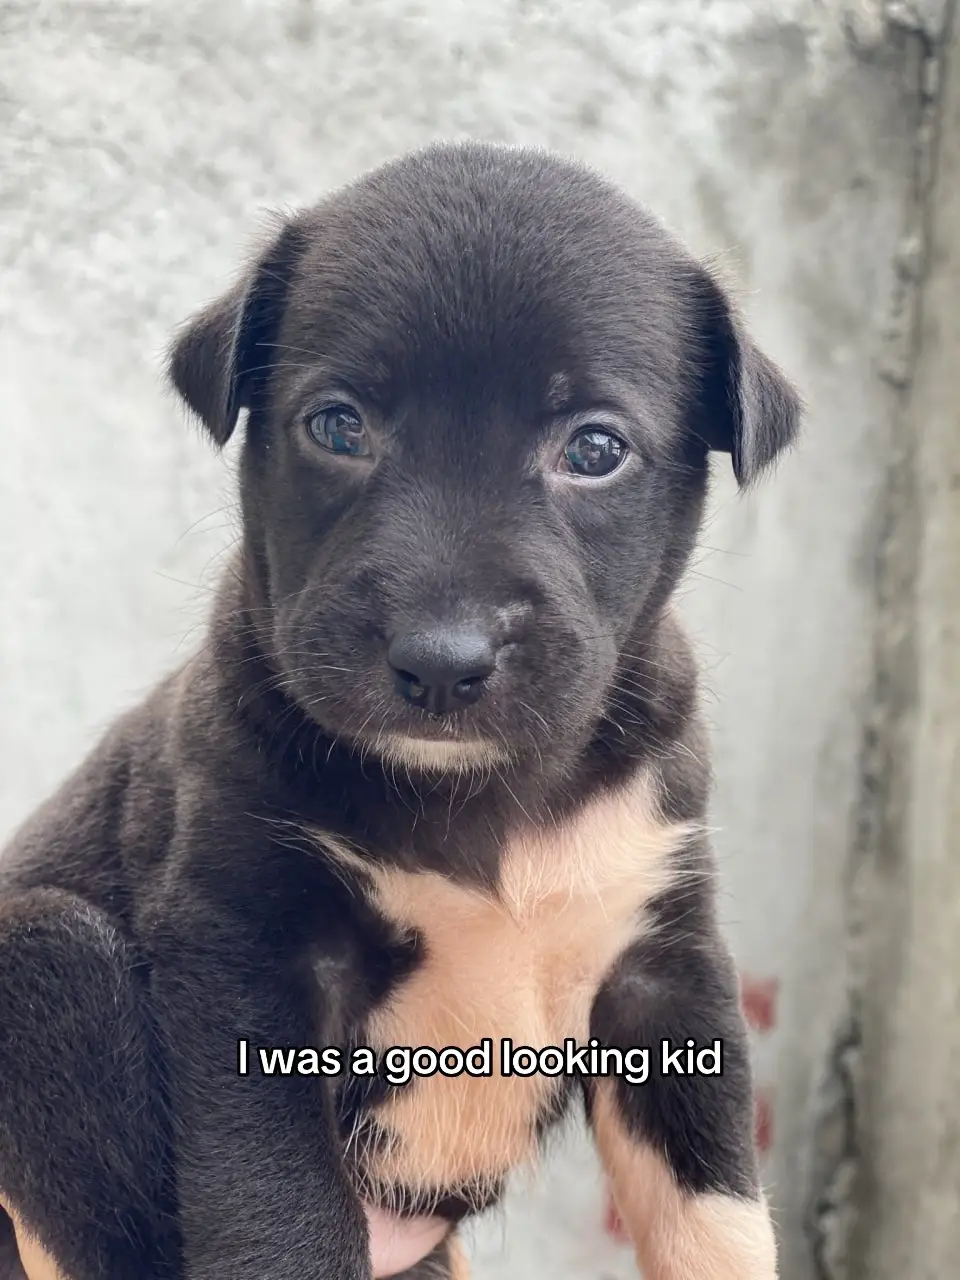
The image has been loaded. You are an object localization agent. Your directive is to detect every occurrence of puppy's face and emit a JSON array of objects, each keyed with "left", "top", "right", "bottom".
[{"left": 171, "top": 144, "right": 799, "bottom": 777}]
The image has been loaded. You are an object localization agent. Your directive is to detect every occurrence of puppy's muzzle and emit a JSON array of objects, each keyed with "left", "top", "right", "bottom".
[{"left": 387, "top": 624, "right": 498, "bottom": 715}]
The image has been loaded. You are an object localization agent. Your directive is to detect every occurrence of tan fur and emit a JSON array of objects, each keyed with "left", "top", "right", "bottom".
[
  {"left": 1, "top": 1203, "right": 67, "bottom": 1280},
  {"left": 322, "top": 771, "right": 695, "bottom": 1205},
  {"left": 372, "top": 734, "right": 510, "bottom": 774},
  {"left": 446, "top": 1234, "right": 470, "bottom": 1280},
  {"left": 591, "top": 1083, "right": 778, "bottom": 1280}
]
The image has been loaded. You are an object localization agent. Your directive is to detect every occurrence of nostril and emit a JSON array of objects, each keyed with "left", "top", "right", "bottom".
[
  {"left": 452, "top": 675, "right": 485, "bottom": 698},
  {"left": 393, "top": 668, "right": 429, "bottom": 707}
]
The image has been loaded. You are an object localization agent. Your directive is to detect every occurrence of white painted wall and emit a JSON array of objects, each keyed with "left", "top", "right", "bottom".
[{"left": 0, "top": 3, "right": 922, "bottom": 1275}]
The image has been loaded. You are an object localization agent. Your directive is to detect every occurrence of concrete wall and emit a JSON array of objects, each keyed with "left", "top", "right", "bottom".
[
  {"left": 839, "top": 8, "right": 960, "bottom": 1278},
  {"left": 1, "top": 2, "right": 954, "bottom": 1276}
]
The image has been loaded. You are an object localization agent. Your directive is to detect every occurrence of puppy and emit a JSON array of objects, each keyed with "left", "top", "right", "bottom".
[{"left": 0, "top": 142, "right": 799, "bottom": 1280}]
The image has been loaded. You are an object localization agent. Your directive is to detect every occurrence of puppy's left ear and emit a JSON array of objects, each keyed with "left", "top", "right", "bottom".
[
  {"left": 690, "top": 266, "right": 802, "bottom": 487},
  {"left": 168, "top": 216, "right": 304, "bottom": 447}
]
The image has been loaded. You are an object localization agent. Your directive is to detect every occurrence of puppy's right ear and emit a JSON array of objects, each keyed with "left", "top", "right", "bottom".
[{"left": 168, "top": 217, "right": 303, "bottom": 447}]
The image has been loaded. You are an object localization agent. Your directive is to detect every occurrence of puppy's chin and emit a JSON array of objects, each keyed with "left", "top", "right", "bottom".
[{"left": 366, "top": 733, "right": 512, "bottom": 775}]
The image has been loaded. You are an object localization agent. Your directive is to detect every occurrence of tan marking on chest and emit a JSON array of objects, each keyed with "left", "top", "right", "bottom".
[
  {"left": 592, "top": 1082, "right": 778, "bottom": 1279},
  {"left": 334, "top": 772, "right": 694, "bottom": 1202}
]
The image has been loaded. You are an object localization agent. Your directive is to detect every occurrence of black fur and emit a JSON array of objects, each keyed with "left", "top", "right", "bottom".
[{"left": 0, "top": 142, "right": 799, "bottom": 1280}]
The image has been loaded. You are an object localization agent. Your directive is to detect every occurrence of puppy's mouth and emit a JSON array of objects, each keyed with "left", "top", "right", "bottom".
[
  {"left": 346, "top": 703, "right": 513, "bottom": 773},
  {"left": 283, "top": 662, "right": 515, "bottom": 774},
  {"left": 368, "top": 732, "right": 511, "bottom": 774},
  {"left": 272, "top": 611, "right": 594, "bottom": 777}
]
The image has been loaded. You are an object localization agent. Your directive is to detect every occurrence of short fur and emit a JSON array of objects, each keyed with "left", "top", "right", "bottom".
[{"left": 0, "top": 142, "right": 799, "bottom": 1280}]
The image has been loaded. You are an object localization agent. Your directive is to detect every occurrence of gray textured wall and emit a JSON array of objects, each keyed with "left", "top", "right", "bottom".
[{"left": 1, "top": 2, "right": 951, "bottom": 1277}]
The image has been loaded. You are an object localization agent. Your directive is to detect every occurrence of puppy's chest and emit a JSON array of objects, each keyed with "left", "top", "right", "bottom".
[{"left": 335, "top": 775, "right": 690, "bottom": 1199}]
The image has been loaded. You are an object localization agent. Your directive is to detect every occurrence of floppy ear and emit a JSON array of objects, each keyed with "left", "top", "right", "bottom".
[
  {"left": 690, "top": 266, "right": 802, "bottom": 487},
  {"left": 168, "top": 217, "right": 304, "bottom": 446}
]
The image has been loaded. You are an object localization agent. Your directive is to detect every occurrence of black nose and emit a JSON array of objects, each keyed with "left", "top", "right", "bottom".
[{"left": 387, "top": 626, "right": 498, "bottom": 714}]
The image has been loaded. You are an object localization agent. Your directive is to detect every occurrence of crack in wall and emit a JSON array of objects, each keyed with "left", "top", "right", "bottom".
[{"left": 804, "top": 3, "right": 956, "bottom": 1276}]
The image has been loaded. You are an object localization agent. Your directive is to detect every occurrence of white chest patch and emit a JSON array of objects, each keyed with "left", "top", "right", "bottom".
[{"left": 323, "top": 771, "right": 694, "bottom": 1205}]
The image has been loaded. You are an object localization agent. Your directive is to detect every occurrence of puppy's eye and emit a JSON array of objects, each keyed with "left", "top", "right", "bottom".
[
  {"left": 305, "top": 405, "right": 370, "bottom": 457},
  {"left": 562, "top": 428, "right": 627, "bottom": 477}
]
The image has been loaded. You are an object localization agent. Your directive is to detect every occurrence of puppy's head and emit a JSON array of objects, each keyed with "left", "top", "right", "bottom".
[{"left": 170, "top": 143, "right": 799, "bottom": 777}]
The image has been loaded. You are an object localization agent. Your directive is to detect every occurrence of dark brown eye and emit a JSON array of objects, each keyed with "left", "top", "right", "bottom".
[
  {"left": 305, "top": 405, "right": 370, "bottom": 456},
  {"left": 562, "top": 428, "right": 627, "bottom": 477}
]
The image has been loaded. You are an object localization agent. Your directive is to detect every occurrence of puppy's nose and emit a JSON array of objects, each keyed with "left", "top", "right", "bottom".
[{"left": 388, "top": 626, "right": 497, "bottom": 715}]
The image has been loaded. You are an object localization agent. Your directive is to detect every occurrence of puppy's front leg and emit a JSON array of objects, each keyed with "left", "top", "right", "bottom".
[
  {"left": 588, "top": 879, "right": 776, "bottom": 1280},
  {"left": 145, "top": 891, "right": 368, "bottom": 1280}
]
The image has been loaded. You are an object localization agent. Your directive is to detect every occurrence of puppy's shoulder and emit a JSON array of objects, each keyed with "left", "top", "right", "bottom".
[{"left": 0, "top": 664, "right": 192, "bottom": 909}]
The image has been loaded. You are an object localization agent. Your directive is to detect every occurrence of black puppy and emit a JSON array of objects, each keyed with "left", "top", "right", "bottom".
[{"left": 0, "top": 142, "right": 799, "bottom": 1280}]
